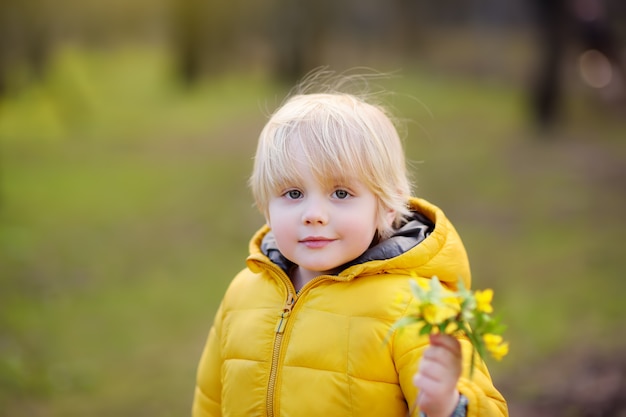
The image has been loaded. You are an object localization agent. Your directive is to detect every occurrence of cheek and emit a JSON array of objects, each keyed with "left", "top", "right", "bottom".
[
  {"left": 266, "top": 205, "right": 294, "bottom": 238},
  {"left": 266, "top": 201, "right": 283, "bottom": 227},
  {"left": 269, "top": 221, "right": 298, "bottom": 258},
  {"left": 343, "top": 208, "right": 379, "bottom": 237}
]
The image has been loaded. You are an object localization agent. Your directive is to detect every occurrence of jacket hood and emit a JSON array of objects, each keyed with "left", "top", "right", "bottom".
[{"left": 247, "top": 197, "right": 471, "bottom": 290}]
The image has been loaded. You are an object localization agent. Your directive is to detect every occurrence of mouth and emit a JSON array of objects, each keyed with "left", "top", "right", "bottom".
[{"left": 299, "top": 237, "right": 335, "bottom": 248}]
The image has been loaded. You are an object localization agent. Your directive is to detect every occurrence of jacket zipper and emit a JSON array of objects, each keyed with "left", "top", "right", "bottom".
[
  {"left": 266, "top": 290, "right": 296, "bottom": 417},
  {"left": 261, "top": 262, "right": 337, "bottom": 416}
]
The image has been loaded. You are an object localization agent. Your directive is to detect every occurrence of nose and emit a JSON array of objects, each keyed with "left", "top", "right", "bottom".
[{"left": 301, "top": 197, "right": 329, "bottom": 225}]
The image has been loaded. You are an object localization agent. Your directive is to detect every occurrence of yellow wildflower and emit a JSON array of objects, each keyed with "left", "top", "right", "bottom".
[
  {"left": 475, "top": 289, "right": 494, "bottom": 313},
  {"left": 490, "top": 342, "right": 509, "bottom": 361},
  {"left": 390, "top": 276, "right": 508, "bottom": 378},
  {"left": 483, "top": 333, "right": 502, "bottom": 348},
  {"left": 483, "top": 333, "right": 509, "bottom": 361},
  {"left": 421, "top": 302, "right": 459, "bottom": 325},
  {"left": 422, "top": 303, "right": 438, "bottom": 324}
]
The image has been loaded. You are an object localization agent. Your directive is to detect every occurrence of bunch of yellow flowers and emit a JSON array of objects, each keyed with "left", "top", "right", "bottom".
[{"left": 391, "top": 275, "right": 508, "bottom": 377}]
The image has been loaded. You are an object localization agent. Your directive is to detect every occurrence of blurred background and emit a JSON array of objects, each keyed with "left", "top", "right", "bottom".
[{"left": 1, "top": 0, "right": 625, "bottom": 416}]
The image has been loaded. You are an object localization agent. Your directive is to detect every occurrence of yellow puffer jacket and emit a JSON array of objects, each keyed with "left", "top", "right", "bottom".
[{"left": 193, "top": 198, "right": 508, "bottom": 417}]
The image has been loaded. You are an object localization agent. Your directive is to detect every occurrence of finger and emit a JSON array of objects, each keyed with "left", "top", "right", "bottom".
[
  {"left": 417, "top": 347, "right": 463, "bottom": 387},
  {"left": 422, "top": 344, "right": 460, "bottom": 369},
  {"left": 429, "top": 334, "right": 462, "bottom": 357},
  {"left": 414, "top": 358, "right": 447, "bottom": 384},
  {"left": 417, "top": 357, "right": 454, "bottom": 382},
  {"left": 413, "top": 371, "right": 425, "bottom": 388}
]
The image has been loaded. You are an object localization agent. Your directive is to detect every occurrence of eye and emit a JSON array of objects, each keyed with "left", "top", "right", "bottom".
[
  {"left": 333, "top": 189, "right": 350, "bottom": 199},
  {"left": 285, "top": 189, "right": 302, "bottom": 199}
]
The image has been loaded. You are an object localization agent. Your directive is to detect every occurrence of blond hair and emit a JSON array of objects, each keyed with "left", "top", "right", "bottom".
[{"left": 249, "top": 89, "right": 413, "bottom": 240}]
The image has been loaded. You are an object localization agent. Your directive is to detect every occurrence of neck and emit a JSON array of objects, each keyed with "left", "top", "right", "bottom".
[{"left": 290, "top": 266, "right": 320, "bottom": 292}]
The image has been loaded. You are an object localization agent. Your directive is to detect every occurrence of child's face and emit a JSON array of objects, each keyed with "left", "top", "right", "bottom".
[{"left": 266, "top": 147, "right": 391, "bottom": 282}]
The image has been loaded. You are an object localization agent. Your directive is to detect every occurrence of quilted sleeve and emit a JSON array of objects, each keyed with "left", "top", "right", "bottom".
[
  {"left": 192, "top": 302, "right": 224, "bottom": 417},
  {"left": 392, "top": 331, "right": 508, "bottom": 417},
  {"left": 456, "top": 338, "right": 508, "bottom": 417}
]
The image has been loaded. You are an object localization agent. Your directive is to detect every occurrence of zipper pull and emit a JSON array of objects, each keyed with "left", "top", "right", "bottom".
[{"left": 275, "top": 292, "right": 295, "bottom": 334}]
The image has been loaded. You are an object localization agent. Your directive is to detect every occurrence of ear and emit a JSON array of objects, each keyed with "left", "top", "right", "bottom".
[{"left": 384, "top": 207, "right": 396, "bottom": 227}]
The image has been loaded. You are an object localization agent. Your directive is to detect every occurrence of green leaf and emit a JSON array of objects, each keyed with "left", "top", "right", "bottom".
[
  {"left": 419, "top": 323, "right": 433, "bottom": 336},
  {"left": 438, "top": 321, "right": 450, "bottom": 334}
]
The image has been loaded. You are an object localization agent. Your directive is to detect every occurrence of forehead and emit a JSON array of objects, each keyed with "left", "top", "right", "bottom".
[
  {"left": 274, "top": 134, "right": 335, "bottom": 167},
  {"left": 278, "top": 157, "right": 360, "bottom": 189}
]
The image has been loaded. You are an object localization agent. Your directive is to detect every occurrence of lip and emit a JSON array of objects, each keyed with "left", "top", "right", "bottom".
[{"left": 299, "top": 236, "right": 335, "bottom": 249}]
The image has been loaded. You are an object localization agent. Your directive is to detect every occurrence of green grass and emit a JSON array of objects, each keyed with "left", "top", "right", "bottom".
[
  {"left": 0, "top": 45, "right": 273, "bottom": 416},
  {"left": 1, "top": 44, "right": 625, "bottom": 415}
]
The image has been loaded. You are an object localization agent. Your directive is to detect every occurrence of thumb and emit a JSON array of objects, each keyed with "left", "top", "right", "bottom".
[{"left": 429, "top": 334, "right": 461, "bottom": 355}]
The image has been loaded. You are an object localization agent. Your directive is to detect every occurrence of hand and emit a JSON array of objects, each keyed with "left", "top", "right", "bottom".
[{"left": 413, "top": 334, "right": 462, "bottom": 417}]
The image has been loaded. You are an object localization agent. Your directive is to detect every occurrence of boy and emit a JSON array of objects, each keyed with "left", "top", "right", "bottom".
[{"left": 192, "top": 86, "right": 508, "bottom": 417}]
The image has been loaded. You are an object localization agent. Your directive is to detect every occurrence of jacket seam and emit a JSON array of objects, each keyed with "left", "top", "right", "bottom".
[{"left": 347, "top": 317, "right": 354, "bottom": 417}]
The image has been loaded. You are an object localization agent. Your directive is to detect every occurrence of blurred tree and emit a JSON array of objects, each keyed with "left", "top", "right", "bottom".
[
  {"left": 529, "top": 0, "right": 625, "bottom": 130},
  {"left": 393, "top": 0, "right": 425, "bottom": 57},
  {"left": 0, "top": 0, "right": 53, "bottom": 96},
  {"left": 269, "top": 0, "right": 330, "bottom": 82},
  {"left": 171, "top": 0, "right": 207, "bottom": 85},
  {"left": 171, "top": 0, "right": 242, "bottom": 85},
  {"left": 0, "top": 1, "right": 12, "bottom": 96}
]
